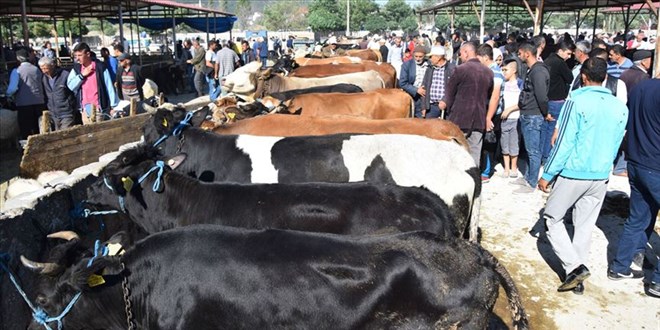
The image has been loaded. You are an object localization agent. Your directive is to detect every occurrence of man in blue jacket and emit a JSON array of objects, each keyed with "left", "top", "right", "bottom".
[
  {"left": 538, "top": 57, "right": 628, "bottom": 295},
  {"left": 399, "top": 46, "right": 429, "bottom": 118},
  {"left": 609, "top": 77, "right": 660, "bottom": 298}
]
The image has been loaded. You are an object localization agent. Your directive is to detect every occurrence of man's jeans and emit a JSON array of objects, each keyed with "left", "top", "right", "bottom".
[
  {"left": 541, "top": 100, "right": 563, "bottom": 164},
  {"left": 612, "top": 163, "right": 660, "bottom": 283},
  {"left": 205, "top": 75, "right": 216, "bottom": 96},
  {"left": 193, "top": 70, "right": 206, "bottom": 97},
  {"left": 520, "top": 114, "right": 543, "bottom": 187}
]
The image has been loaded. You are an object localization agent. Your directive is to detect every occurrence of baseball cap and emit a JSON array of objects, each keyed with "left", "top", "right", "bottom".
[
  {"left": 117, "top": 53, "right": 129, "bottom": 61},
  {"left": 429, "top": 46, "right": 445, "bottom": 56},
  {"left": 632, "top": 50, "right": 652, "bottom": 62}
]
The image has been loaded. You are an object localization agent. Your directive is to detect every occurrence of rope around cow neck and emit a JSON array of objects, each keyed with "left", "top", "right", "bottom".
[{"left": 152, "top": 111, "right": 194, "bottom": 147}]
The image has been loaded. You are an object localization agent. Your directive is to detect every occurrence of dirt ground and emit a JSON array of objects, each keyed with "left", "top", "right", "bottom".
[{"left": 483, "top": 165, "right": 660, "bottom": 329}]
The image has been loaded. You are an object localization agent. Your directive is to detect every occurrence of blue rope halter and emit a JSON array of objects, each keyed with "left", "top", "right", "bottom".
[
  {"left": 152, "top": 112, "right": 194, "bottom": 147},
  {"left": 0, "top": 240, "right": 109, "bottom": 330},
  {"left": 137, "top": 161, "right": 166, "bottom": 192}
]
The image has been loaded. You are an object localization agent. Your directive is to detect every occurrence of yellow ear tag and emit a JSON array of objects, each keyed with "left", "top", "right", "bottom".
[
  {"left": 227, "top": 112, "right": 236, "bottom": 120},
  {"left": 106, "top": 243, "right": 124, "bottom": 256},
  {"left": 87, "top": 274, "right": 106, "bottom": 287},
  {"left": 121, "top": 177, "right": 134, "bottom": 192},
  {"left": 162, "top": 118, "right": 168, "bottom": 127}
]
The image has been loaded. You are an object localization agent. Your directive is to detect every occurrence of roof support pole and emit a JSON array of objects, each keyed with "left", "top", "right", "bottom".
[
  {"left": 206, "top": 14, "right": 209, "bottom": 43},
  {"left": 118, "top": 3, "right": 124, "bottom": 49},
  {"left": 0, "top": 21, "right": 4, "bottom": 61},
  {"left": 646, "top": 0, "right": 658, "bottom": 18},
  {"left": 346, "top": 0, "right": 350, "bottom": 37},
  {"left": 136, "top": 1, "right": 142, "bottom": 65},
  {"left": 172, "top": 9, "right": 177, "bottom": 61},
  {"left": 9, "top": 17, "right": 15, "bottom": 47},
  {"left": 77, "top": 2, "right": 82, "bottom": 39},
  {"left": 128, "top": 0, "right": 134, "bottom": 55},
  {"left": 214, "top": 12, "right": 217, "bottom": 39},
  {"left": 53, "top": 17, "right": 60, "bottom": 59},
  {"left": 480, "top": 0, "right": 486, "bottom": 44},
  {"left": 21, "top": 0, "right": 29, "bottom": 45},
  {"left": 100, "top": 18, "right": 105, "bottom": 47},
  {"left": 592, "top": 0, "right": 599, "bottom": 39},
  {"left": 575, "top": 10, "right": 580, "bottom": 40},
  {"left": 505, "top": 4, "right": 510, "bottom": 35},
  {"left": 451, "top": 7, "right": 455, "bottom": 34}
]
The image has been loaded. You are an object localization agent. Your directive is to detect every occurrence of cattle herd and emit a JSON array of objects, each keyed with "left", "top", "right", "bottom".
[{"left": 14, "top": 56, "right": 531, "bottom": 329}]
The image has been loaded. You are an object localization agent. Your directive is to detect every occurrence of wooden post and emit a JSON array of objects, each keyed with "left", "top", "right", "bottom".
[
  {"left": 40, "top": 111, "right": 51, "bottom": 134},
  {"left": 130, "top": 98, "right": 138, "bottom": 116},
  {"left": 646, "top": 0, "right": 658, "bottom": 18},
  {"left": 21, "top": 0, "right": 29, "bottom": 45},
  {"left": 91, "top": 104, "right": 97, "bottom": 123}
]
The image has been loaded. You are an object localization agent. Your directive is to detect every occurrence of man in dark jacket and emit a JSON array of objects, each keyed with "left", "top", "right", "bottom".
[
  {"left": 421, "top": 46, "right": 457, "bottom": 119},
  {"left": 66, "top": 42, "right": 118, "bottom": 124},
  {"left": 512, "top": 41, "right": 550, "bottom": 194},
  {"left": 399, "top": 46, "right": 429, "bottom": 118},
  {"left": 542, "top": 41, "right": 574, "bottom": 164},
  {"left": 444, "top": 41, "right": 494, "bottom": 164},
  {"left": 38, "top": 56, "right": 78, "bottom": 130},
  {"left": 116, "top": 53, "right": 144, "bottom": 101},
  {"left": 619, "top": 50, "right": 652, "bottom": 98},
  {"left": 6, "top": 48, "right": 45, "bottom": 139}
]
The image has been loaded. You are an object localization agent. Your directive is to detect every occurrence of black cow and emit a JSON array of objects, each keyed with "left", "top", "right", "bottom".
[
  {"left": 23, "top": 226, "right": 529, "bottom": 329},
  {"left": 271, "top": 55, "right": 299, "bottom": 74},
  {"left": 267, "top": 83, "right": 363, "bottom": 101},
  {"left": 145, "top": 107, "right": 481, "bottom": 240},
  {"left": 86, "top": 144, "right": 458, "bottom": 237}
]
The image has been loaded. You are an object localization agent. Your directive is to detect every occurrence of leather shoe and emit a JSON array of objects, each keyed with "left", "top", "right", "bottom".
[
  {"left": 572, "top": 282, "right": 584, "bottom": 295},
  {"left": 558, "top": 264, "right": 590, "bottom": 292},
  {"left": 647, "top": 282, "right": 660, "bottom": 298}
]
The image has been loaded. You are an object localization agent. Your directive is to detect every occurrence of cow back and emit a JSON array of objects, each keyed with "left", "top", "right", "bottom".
[
  {"left": 286, "top": 88, "right": 411, "bottom": 119},
  {"left": 290, "top": 62, "right": 396, "bottom": 88}
]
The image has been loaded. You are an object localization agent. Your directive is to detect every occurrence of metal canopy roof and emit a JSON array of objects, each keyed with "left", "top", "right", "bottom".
[
  {"left": 417, "top": 0, "right": 656, "bottom": 14},
  {"left": 0, "top": 0, "right": 234, "bottom": 19}
]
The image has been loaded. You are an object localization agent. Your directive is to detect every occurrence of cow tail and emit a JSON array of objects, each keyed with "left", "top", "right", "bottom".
[
  {"left": 484, "top": 248, "right": 530, "bottom": 330},
  {"left": 408, "top": 95, "right": 414, "bottom": 118}
]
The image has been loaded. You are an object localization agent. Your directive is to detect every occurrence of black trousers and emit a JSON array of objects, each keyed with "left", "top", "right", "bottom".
[{"left": 16, "top": 104, "right": 44, "bottom": 139}]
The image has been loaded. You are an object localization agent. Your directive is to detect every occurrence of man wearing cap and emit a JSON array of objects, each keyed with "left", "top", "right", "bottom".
[
  {"left": 116, "top": 53, "right": 144, "bottom": 102},
  {"left": 443, "top": 41, "right": 493, "bottom": 164},
  {"left": 419, "top": 44, "right": 458, "bottom": 120},
  {"left": 400, "top": 46, "right": 431, "bottom": 118},
  {"left": 6, "top": 47, "right": 45, "bottom": 139},
  {"left": 619, "top": 50, "right": 652, "bottom": 97},
  {"left": 67, "top": 42, "right": 118, "bottom": 124}
]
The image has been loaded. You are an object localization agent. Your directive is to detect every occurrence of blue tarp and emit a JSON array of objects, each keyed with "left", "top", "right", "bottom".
[{"left": 107, "top": 16, "right": 236, "bottom": 33}]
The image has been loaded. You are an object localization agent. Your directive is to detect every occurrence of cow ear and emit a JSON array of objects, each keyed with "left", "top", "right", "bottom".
[
  {"left": 153, "top": 109, "right": 174, "bottom": 135},
  {"left": 165, "top": 154, "right": 187, "bottom": 170},
  {"left": 68, "top": 257, "right": 120, "bottom": 291},
  {"left": 191, "top": 106, "right": 210, "bottom": 127},
  {"left": 104, "top": 232, "right": 130, "bottom": 256}
]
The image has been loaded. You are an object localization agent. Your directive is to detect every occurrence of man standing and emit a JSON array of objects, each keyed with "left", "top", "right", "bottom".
[
  {"left": 609, "top": 78, "right": 660, "bottom": 298},
  {"left": 388, "top": 37, "right": 404, "bottom": 78},
  {"left": 181, "top": 40, "right": 194, "bottom": 93},
  {"left": 476, "top": 44, "right": 505, "bottom": 181},
  {"left": 511, "top": 42, "right": 549, "bottom": 194},
  {"left": 240, "top": 40, "right": 256, "bottom": 66},
  {"left": 607, "top": 45, "right": 633, "bottom": 78},
  {"left": 539, "top": 57, "right": 628, "bottom": 294},
  {"left": 542, "top": 41, "right": 574, "bottom": 165},
  {"left": 38, "top": 56, "right": 78, "bottom": 130},
  {"left": 211, "top": 41, "right": 240, "bottom": 101},
  {"left": 204, "top": 40, "right": 218, "bottom": 96},
  {"left": 399, "top": 47, "right": 429, "bottom": 118},
  {"left": 619, "top": 50, "right": 652, "bottom": 97},
  {"left": 6, "top": 48, "right": 45, "bottom": 139},
  {"left": 257, "top": 37, "right": 268, "bottom": 68},
  {"left": 116, "top": 53, "right": 144, "bottom": 102},
  {"left": 571, "top": 41, "right": 591, "bottom": 90},
  {"left": 444, "top": 42, "right": 493, "bottom": 164},
  {"left": 187, "top": 40, "right": 206, "bottom": 97},
  {"left": 67, "top": 43, "right": 118, "bottom": 124},
  {"left": 421, "top": 46, "right": 457, "bottom": 119}
]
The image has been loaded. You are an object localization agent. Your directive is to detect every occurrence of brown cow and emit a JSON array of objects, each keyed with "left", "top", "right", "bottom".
[
  {"left": 271, "top": 88, "right": 413, "bottom": 119},
  {"left": 295, "top": 57, "right": 362, "bottom": 66},
  {"left": 346, "top": 49, "right": 381, "bottom": 61},
  {"left": 210, "top": 114, "right": 469, "bottom": 150},
  {"left": 290, "top": 62, "right": 396, "bottom": 88}
]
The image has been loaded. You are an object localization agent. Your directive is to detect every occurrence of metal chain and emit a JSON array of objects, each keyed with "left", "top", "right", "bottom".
[
  {"left": 176, "top": 134, "right": 186, "bottom": 154},
  {"left": 121, "top": 262, "right": 135, "bottom": 330}
]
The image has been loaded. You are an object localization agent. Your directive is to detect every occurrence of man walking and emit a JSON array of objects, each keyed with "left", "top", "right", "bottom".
[
  {"left": 444, "top": 42, "right": 493, "bottom": 164},
  {"left": 38, "top": 56, "right": 78, "bottom": 130},
  {"left": 6, "top": 48, "right": 45, "bottom": 139},
  {"left": 511, "top": 42, "right": 549, "bottom": 194},
  {"left": 542, "top": 41, "right": 574, "bottom": 165},
  {"left": 187, "top": 40, "right": 206, "bottom": 97},
  {"left": 399, "top": 46, "right": 429, "bottom": 118},
  {"left": 609, "top": 78, "right": 660, "bottom": 298},
  {"left": 477, "top": 44, "right": 504, "bottom": 181},
  {"left": 66, "top": 43, "right": 118, "bottom": 124},
  {"left": 539, "top": 58, "right": 628, "bottom": 294},
  {"left": 388, "top": 37, "right": 404, "bottom": 79}
]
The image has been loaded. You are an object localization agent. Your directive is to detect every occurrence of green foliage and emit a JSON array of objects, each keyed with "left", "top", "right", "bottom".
[
  {"left": 29, "top": 21, "right": 53, "bottom": 38},
  {"left": 262, "top": 0, "right": 309, "bottom": 31},
  {"left": 338, "top": 0, "right": 379, "bottom": 30},
  {"left": 308, "top": 0, "right": 344, "bottom": 32},
  {"left": 235, "top": 0, "right": 252, "bottom": 30},
  {"left": 363, "top": 13, "right": 388, "bottom": 33},
  {"left": 382, "top": 0, "right": 415, "bottom": 30},
  {"left": 87, "top": 19, "right": 117, "bottom": 36},
  {"left": 55, "top": 19, "right": 89, "bottom": 38},
  {"left": 400, "top": 15, "right": 418, "bottom": 33}
]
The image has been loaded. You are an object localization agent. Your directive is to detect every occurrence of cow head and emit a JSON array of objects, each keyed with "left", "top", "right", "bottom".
[
  {"left": 269, "top": 99, "right": 302, "bottom": 115},
  {"left": 221, "top": 61, "right": 261, "bottom": 95},
  {"left": 142, "top": 106, "right": 210, "bottom": 145},
  {"left": 271, "top": 56, "right": 299, "bottom": 76},
  {"left": 22, "top": 231, "right": 128, "bottom": 330}
]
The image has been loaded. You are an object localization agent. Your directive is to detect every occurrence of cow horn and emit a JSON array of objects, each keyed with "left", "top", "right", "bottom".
[
  {"left": 143, "top": 103, "right": 157, "bottom": 114},
  {"left": 20, "top": 255, "right": 62, "bottom": 275},
  {"left": 47, "top": 231, "right": 80, "bottom": 241}
]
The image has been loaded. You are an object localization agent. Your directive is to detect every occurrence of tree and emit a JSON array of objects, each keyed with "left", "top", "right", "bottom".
[
  {"left": 56, "top": 19, "right": 89, "bottom": 38},
  {"left": 363, "top": 13, "right": 388, "bottom": 33},
  {"left": 235, "top": 0, "right": 252, "bottom": 30},
  {"left": 87, "top": 19, "right": 117, "bottom": 36},
  {"left": 382, "top": 0, "right": 416, "bottom": 31},
  {"left": 260, "top": 1, "right": 308, "bottom": 31},
  {"left": 308, "top": 0, "right": 344, "bottom": 32},
  {"left": 337, "top": 0, "right": 379, "bottom": 31},
  {"left": 29, "top": 21, "right": 53, "bottom": 39}
]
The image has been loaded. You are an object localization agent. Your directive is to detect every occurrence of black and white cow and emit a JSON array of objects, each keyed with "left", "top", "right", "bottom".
[
  {"left": 144, "top": 108, "right": 481, "bottom": 240},
  {"left": 86, "top": 144, "right": 458, "bottom": 237},
  {"left": 22, "top": 226, "right": 529, "bottom": 329}
]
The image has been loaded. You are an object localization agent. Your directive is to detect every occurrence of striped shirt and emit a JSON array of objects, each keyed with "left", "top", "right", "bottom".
[
  {"left": 607, "top": 58, "right": 633, "bottom": 79},
  {"left": 120, "top": 69, "right": 139, "bottom": 99}
]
